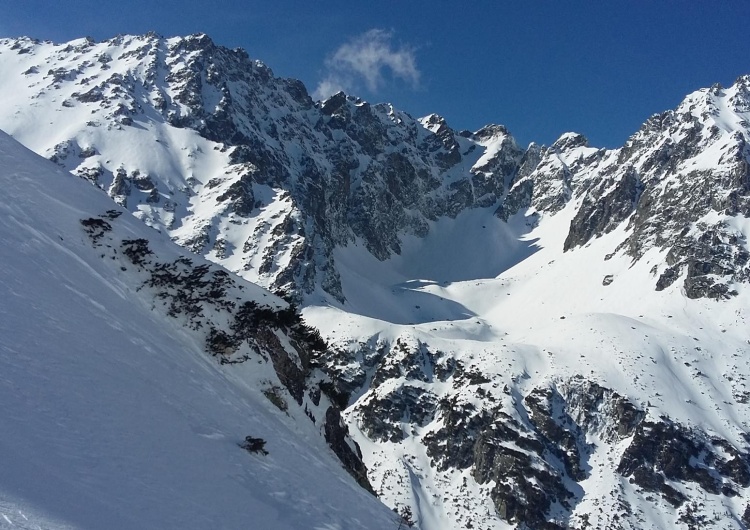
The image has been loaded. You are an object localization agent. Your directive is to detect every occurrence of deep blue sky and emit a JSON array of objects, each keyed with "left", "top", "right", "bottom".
[{"left": 3, "top": 1, "right": 748, "bottom": 147}]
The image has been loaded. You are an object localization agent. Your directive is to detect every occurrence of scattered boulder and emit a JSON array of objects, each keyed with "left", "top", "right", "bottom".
[{"left": 240, "top": 436, "right": 268, "bottom": 455}]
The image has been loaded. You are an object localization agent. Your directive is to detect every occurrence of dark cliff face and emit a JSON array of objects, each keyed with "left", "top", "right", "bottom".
[
  {"left": 344, "top": 336, "right": 750, "bottom": 529},
  {"left": 78, "top": 207, "right": 373, "bottom": 493}
]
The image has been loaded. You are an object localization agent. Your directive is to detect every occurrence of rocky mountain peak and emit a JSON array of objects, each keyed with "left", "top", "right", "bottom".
[
  {"left": 419, "top": 112, "right": 448, "bottom": 130},
  {"left": 319, "top": 91, "right": 348, "bottom": 115},
  {"left": 551, "top": 131, "right": 588, "bottom": 151},
  {"left": 473, "top": 123, "right": 511, "bottom": 142}
]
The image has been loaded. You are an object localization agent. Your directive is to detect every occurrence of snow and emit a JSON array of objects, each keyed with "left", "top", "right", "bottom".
[
  {"left": 2, "top": 33, "right": 750, "bottom": 529},
  {"left": 304, "top": 182, "right": 750, "bottom": 529},
  {"left": 0, "top": 131, "right": 397, "bottom": 530}
]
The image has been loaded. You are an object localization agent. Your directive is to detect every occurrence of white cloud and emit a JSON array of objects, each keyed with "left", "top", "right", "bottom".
[
  {"left": 312, "top": 78, "right": 345, "bottom": 101},
  {"left": 313, "top": 29, "right": 420, "bottom": 101}
]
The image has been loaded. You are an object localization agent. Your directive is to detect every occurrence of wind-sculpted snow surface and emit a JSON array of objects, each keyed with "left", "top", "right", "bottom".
[
  {"left": 0, "top": 131, "right": 396, "bottom": 529},
  {"left": 2, "top": 33, "right": 750, "bottom": 529}
]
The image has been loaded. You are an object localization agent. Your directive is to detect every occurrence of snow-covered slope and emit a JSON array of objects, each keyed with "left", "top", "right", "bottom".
[
  {"left": 2, "top": 32, "right": 750, "bottom": 529},
  {"left": 310, "top": 77, "right": 750, "bottom": 528},
  {"left": 0, "top": 130, "right": 397, "bottom": 529},
  {"left": 309, "top": 197, "right": 750, "bottom": 529}
]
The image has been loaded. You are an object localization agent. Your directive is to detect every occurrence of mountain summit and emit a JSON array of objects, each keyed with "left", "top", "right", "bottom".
[{"left": 1, "top": 33, "right": 749, "bottom": 529}]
